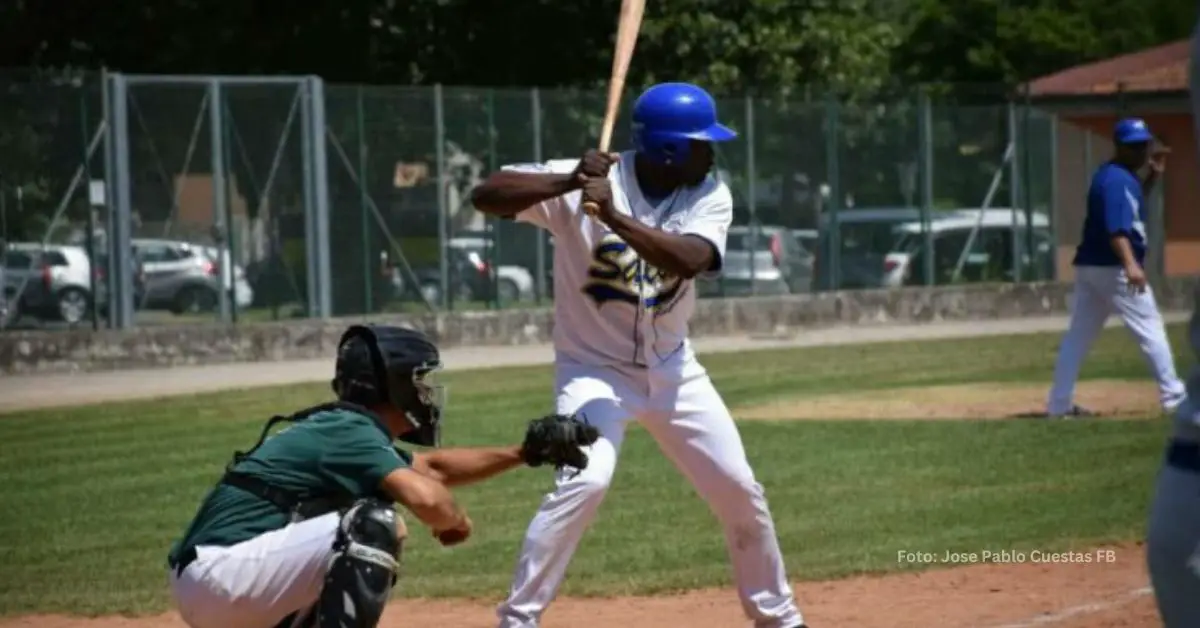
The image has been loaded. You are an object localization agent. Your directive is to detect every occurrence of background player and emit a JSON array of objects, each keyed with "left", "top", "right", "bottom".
[
  {"left": 471, "top": 82, "right": 807, "bottom": 628},
  {"left": 167, "top": 323, "right": 598, "bottom": 628},
  {"left": 1144, "top": 28, "right": 1200, "bottom": 628},
  {"left": 1044, "top": 117, "right": 1185, "bottom": 417}
]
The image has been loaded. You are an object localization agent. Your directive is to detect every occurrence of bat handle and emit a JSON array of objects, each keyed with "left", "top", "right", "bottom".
[{"left": 582, "top": 200, "right": 600, "bottom": 216}]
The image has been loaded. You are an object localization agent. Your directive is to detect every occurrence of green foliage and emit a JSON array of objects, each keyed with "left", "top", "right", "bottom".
[
  {"left": 0, "top": 0, "right": 1189, "bottom": 236},
  {"left": 894, "top": 0, "right": 1196, "bottom": 88}
]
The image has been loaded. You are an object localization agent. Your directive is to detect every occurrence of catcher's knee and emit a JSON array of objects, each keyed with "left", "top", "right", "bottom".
[{"left": 315, "top": 499, "right": 402, "bottom": 628}]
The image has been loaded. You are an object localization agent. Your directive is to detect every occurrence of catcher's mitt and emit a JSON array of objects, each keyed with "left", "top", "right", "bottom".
[{"left": 520, "top": 413, "right": 600, "bottom": 472}]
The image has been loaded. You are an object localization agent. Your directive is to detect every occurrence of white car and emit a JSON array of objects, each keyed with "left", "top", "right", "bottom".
[
  {"left": 881, "top": 208, "right": 1053, "bottom": 287},
  {"left": 2, "top": 242, "right": 100, "bottom": 324}
]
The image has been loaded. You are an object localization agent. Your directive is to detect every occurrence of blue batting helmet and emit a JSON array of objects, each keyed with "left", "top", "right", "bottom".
[{"left": 631, "top": 83, "right": 736, "bottom": 165}]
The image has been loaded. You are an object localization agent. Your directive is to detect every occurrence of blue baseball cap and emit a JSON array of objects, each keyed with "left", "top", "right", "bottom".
[{"left": 1114, "top": 118, "right": 1154, "bottom": 144}]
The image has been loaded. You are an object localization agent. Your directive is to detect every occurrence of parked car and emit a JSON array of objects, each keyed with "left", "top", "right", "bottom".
[
  {"left": 881, "top": 208, "right": 1053, "bottom": 287},
  {"left": 132, "top": 238, "right": 253, "bottom": 314},
  {"left": 387, "top": 246, "right": 498, "bottom": 306},
  {"left": 698, "top": 224, "right": 810, "bottom": 297},
  {"left": 446, "top": 236, "right": 535, "bottom": 303},
  {"left": 202, "top": 246, "right": 256, "bottom": 309},
  {"left": 2, "top": 243, "right": 103, "bottom": 325},
  {"left": 92, "top": 249, "right": 148, "bottom": 312},
  {"left": 812, "top": 208, "right": 929, "bottom": 291}
]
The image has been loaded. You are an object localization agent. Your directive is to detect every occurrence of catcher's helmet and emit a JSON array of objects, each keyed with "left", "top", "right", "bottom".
[
  {"left": 332, "top": 324, "right": 444, "bottom": 447},
  {"left": 631, "top": 82, "right": 736, "bottom": 165}
]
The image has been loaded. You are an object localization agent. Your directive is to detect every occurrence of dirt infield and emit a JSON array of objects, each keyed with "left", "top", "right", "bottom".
[
  {"left": 0, "top": 543, "right": 1158, "bottom": 628},
  {"left": 735, "top": 379, "right": 1167, "bottom": 421}
]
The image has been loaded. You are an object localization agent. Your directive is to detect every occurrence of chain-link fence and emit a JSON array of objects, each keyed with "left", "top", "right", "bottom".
[{"left": 2, "top": 71, "right": 1183, "bottom": 330}]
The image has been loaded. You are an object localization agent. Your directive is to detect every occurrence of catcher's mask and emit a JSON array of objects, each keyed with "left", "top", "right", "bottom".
[{"left": 332, "top": 324, "right": 446, "bottom": 447}]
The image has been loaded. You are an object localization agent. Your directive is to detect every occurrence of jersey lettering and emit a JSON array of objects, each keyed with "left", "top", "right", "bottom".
[{"left": 583, "top": 233, "right": 683, "bottom": 311}]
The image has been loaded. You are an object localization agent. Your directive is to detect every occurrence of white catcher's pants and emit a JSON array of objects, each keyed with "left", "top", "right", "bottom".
[
  {"left": 169, "top": 513, "right": 342, "bottom": 628},
  {"left": 1047, "top": 265, "right": 1185, "bottom": 415},
  {"left": 496, "top": 356, "right": 803, "bottom": 628}
]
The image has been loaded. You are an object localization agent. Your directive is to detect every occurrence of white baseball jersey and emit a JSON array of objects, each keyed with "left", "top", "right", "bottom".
[{"left": 504, "top": 151, "right": 732, "bottom": 369}]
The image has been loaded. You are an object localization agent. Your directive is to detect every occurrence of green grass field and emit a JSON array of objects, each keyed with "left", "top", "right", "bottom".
[{"left": 0, "top": 323, "right": 1192, "bottom": 617}]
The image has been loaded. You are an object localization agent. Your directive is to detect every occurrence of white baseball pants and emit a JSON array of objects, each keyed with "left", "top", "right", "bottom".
[
  {"left": 168, "top": 513, "right": 342, "bottom": 628},
  {"left": 496, "top": 358, "right": 803, "bottom": 628},
  {"left": 1047, "top": 265, "right": 1185, "bottom": 415}
]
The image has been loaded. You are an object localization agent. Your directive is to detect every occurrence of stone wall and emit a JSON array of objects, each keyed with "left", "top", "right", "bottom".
[{"left": 2, "top": 278, "right": 1197, "bottom": 375}]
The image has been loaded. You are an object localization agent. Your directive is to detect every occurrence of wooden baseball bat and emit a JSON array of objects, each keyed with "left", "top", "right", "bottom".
[{"left": 582, "top": 0, "right": 646, "bottom": 216}]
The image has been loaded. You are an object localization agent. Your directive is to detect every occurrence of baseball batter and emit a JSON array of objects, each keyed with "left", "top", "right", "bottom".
[
  {"left": 1145, "top": 29, "right": 1200, "bottom": 628},
  {"left": 165, "top": 324, "right": 598, "bottom": 628},
  {"left": 471, "top": 82, "right": 806, "bottom": 628},
  {"left": 1044, "top": 116, "right": 1185, "bottom": 418}
]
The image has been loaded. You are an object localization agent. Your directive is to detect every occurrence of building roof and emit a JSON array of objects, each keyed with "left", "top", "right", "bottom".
[{"left": 1027, "top": 39, "right": 1191, "bottom": 96}]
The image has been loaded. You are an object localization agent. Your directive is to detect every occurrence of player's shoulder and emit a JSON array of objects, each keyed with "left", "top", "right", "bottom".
[
  {"left": 688, "top": 174, "right": 733, "bottom": 209},
  {"left": 320, "top": 406, "right": 391, "bottom": 440},
  {"left": 501, "top": 158, "right": 578, "bottom": 175},
  {"left": 1092, "top": 162, "right": 1137, "bottom": 188}
]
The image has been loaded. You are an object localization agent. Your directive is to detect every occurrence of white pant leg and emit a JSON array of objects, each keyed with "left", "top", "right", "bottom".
[
  {"left": 1104, "top": 268, "right": 1187, "bottom": 410},
  {"left": 1047, "top": 267, "right": 1114, "bottom": 414},
  {"left": 496, "top": 364, "right": 642, "bottom": 628},
  {"left": 169, "top": 512, "right": 341, "bottom": 628},
  {"left": 638, "top": 366, "right": 803, "bottom": 628}
]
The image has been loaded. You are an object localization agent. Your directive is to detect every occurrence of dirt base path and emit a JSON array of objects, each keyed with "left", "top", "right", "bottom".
[
  {"left": 1, "top": 543, "right": 1157, "bottom": 628},
  {"left": 736, "top": 379, "right": 1169, "bottom": 421}
]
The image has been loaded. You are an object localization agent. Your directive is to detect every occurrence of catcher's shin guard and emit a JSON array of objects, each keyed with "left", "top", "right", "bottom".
[{"left": 316, "top": 499, "right": 402, "bottom": 628}]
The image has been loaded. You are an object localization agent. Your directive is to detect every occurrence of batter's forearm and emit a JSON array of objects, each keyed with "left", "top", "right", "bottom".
[
  {"left": 604, "top": 213, "right": 712, "bottom": 278},
  {"left": 420, "top": 446, "right": 525, "bottom": 487},
  {"left": 470, "top": 172, "right": 578, "bottom": 217},
  {"left": 1110, "top": 235, "right": 1139, "bottom": 269}
]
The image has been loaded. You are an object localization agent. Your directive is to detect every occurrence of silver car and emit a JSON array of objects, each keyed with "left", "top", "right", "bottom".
[
  {"left": 698, "top": 225, "right": 812, "bottom": 297},
  {"left": 132, "top": 238, "right": 253, "bottom": 314}
]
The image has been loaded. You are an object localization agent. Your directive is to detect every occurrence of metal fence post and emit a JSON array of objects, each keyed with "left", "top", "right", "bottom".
[
  {"left": 1006, "top": 100, "right": 1022, "bottom": 283},
  {"left": 357, "top": 86, "right": 372, "bottom": 313},
  {"left": 1048, "top": 114, "right": 1059, "bottom": 280},
  {"left": 308, "top": 76, "right": 332, "bottom": 319},
  {"left": 531, "top": 88, "right": 546, "bottom": 304},
  {"left": 486, "top": 89, "right": 500, "bottom": 310},
  {"left": 434, "top": 84, "right": 449, "bottom": 311},
  {"left": 80, "top": 83, "right": 100, "bottom": 331},
  {"left": 1020, "top": 88, "right": 1036, "bottom": 280},
  {"left": 108, "top": 72, "right": 136, "bottom": 329},
  {"left": 918, "top": 89, "right": 934, "bottom": 286},
  {"left": 101, "top": 69, "right": 116, "bottom": 329},
  {"left": 824, "top": 93, "right": 842, "bottom": 290},
  {"left": 300, "top": 79, "right": 317, "bottom": 316},
  {"left": 208, "top": 79, "right": 232, "bottom": 323},
  {"left": 221, "top": 94, "right": 241, "bottom": 324},
  {"left": 745, "top": 95, "right": 757, "bottom": 294}
]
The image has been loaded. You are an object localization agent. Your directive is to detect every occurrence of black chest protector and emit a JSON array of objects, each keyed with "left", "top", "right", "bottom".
[{"left": 221, "top": 401, "right": 394, "bottom": 522}]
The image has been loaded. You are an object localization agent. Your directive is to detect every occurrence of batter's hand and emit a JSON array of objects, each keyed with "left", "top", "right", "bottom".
[
  {"left": 573, "top": 149, "right": 620, "bottom": 183},
  {"left": 1125, "top": 265, "right": 1148, "bottom": 294},
  {"left": 579, "top": 177, "right": 616, "bottom": 222}
]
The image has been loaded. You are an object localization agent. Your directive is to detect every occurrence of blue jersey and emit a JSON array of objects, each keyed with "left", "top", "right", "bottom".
[{"left": 1073, "top": 162, "right": 1146, "bottom": 267}]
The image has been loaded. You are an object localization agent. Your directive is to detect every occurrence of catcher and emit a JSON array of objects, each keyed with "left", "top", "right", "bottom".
[{"left": 166, "top": 324, "right": 598, "bottom": 628}]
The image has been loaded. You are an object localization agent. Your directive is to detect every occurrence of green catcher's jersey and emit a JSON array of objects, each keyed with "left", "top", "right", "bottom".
[{"left": 168, "top": 405, "right": 410, "bottom": 563}]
